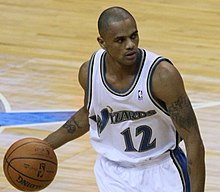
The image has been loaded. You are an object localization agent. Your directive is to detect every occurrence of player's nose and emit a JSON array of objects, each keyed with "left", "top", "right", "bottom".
[{"left": 125, "top": 38, "right": 135, "bottom": 50}]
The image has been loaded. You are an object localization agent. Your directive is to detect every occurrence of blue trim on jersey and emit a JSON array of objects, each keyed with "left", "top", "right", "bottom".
[
  {"left": 170, "top": 147, "right": 191, "bottom": 192},
  {"left": 86, "top": 52, "right": 96, "bottom": 110}
]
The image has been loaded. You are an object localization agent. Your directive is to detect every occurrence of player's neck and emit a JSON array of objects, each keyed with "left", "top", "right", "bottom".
[{"left": 105, "top": 51, "right": 140, "bottom": 79}]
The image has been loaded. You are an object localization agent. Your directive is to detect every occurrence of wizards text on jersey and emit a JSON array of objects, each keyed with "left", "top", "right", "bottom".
[{"left": 90, "top": 106, "right": 157, "bottom": 136}]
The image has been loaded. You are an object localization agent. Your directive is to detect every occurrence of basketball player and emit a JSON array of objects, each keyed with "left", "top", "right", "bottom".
[{"left": 44, "top": 7, "right": 205, "bottom": 192}]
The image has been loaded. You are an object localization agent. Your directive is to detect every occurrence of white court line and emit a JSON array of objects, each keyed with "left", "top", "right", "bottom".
[
  {"left": 0, "top": 121, "right": 65, "bottom": 133},
  {"left": 0, "top": 93, "right": 11, "bottom": 112},
  {"left": 7, "top": 109, "right": 76, "bottom": 113},
  {"left": 192, "top": 101, "right": 220, "bottom": 109}
]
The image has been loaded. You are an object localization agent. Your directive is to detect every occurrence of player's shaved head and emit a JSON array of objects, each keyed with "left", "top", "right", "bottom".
[{"left": 98, "top": 7, "right": 136, "bottom": 38}]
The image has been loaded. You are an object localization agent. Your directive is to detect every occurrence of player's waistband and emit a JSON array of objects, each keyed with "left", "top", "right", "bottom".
[{"left": 106, "top": 151, "right": 172, "bottom": 168}]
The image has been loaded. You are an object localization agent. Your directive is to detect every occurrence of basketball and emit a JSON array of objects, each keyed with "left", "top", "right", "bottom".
[{"left": 3, "top": 137, "right": 58, "bottom": 191}]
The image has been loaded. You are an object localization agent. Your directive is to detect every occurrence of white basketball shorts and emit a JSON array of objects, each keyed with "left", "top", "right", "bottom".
[{"left": 94, "top": 147, "right": 190, "bottom": 192}]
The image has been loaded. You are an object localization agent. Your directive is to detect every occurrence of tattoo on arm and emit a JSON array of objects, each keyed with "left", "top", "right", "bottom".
[
  {"left": 63, "top": 117, "right": 80, "bottom": 134},
  {"left": 167, "top": 95, "right": 197, "bottom": 132}
]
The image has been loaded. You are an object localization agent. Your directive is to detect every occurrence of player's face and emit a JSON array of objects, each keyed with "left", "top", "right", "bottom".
[{"left": 98, "top": 17, "right": 139, "bottom": 66}]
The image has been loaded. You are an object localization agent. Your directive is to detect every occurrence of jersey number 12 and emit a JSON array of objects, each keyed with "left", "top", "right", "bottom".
[{"left": 121, "top": 125, "right": 156, "bottom": 152}]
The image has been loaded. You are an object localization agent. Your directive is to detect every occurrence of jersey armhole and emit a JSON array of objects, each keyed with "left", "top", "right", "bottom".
[
  {"left": 86, "top": 52, "right": 96, "bottom": 110},
  {"left": 147, "top": 57, "right": 173, "bottom": 116}
]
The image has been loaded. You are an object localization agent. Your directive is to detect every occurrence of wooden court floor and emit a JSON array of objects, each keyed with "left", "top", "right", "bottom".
[{"left": 0, "top": 0, "right": 220, "bottom": 191}]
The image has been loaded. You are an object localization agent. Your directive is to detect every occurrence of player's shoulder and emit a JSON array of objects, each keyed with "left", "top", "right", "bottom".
[
  {"left": 78, "top": 49, "right": 101, "bottom": 87},
  {"left": 151, "top": 60, "right": 185, "bottom": 103},
  {"left": 78, "top": 61, "right": 89, "bottom": 90},
  {"left": 153, "top": 60, "right": 181, "bottom": 82},
  {"left": 79, "top": 49, "right": 104, "bottom": 73},
  {"left": 79, "top": 49, "right": 105, "bottom": 75},
  {"left": 79, "top": 49, "right": 105, "bottom": 89},
  {"left": 80, "top": 61, "right": 89, "bottom": 74}
]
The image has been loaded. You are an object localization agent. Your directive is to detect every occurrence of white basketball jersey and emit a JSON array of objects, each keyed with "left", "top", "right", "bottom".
[{"left": 87, "top": 48, "right": 180, "bottom": 164}]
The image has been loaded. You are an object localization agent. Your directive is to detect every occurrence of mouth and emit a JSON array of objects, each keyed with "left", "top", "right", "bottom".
[{"left": 125, "top": 50, "right": 137, "bottom": 60}]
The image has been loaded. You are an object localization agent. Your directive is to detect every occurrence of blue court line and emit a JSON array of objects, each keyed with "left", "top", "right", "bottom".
[
  {"left": 0, "top": 102, "right": 220, "bottom": 127},
  {"left": 0, "top": 111, "right": 75, "bottom": 126}
]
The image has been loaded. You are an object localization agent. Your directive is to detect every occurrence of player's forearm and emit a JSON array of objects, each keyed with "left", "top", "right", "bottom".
[
  {"left": 44, "top": 130, "right": 65, "bottom": 150},
  {"left": 44, "top": 107, "right": 89, "bottom": 150},
  {"left": 186, "top": 137, "right": 205, "bottom": 192}
]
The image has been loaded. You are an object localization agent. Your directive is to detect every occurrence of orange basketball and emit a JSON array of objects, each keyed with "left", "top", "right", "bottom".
[{"left": 3, "top": 137, "right": 58, "bottom": 191}]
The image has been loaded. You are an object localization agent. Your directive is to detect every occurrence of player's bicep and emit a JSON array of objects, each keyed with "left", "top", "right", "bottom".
[
  {"left": 151, "top": 61, "right": 198, "bottom": 138},
  {"left": 166, "top": 94, "right": 199, "bottom": 139}
]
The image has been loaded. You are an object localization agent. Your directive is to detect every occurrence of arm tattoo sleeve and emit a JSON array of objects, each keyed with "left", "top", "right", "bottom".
[
  {"left": 63, "top": 117, "right": 80, "bottom": 134},
  {"left": 167, "top": 95, "right": 197, "bottom": 132}
]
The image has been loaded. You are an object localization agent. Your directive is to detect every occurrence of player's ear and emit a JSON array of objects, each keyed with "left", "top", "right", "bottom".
[{"left": 97, "top": 36, "right": 106, "bottom": 50}]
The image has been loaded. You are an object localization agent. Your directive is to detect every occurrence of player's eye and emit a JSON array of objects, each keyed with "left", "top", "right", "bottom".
[
  {"left": 115, "top": 37, "right": 124, "bottom": 43},
  {"left": 131, "top": 32, "right": 138, "bottom": 40}
]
